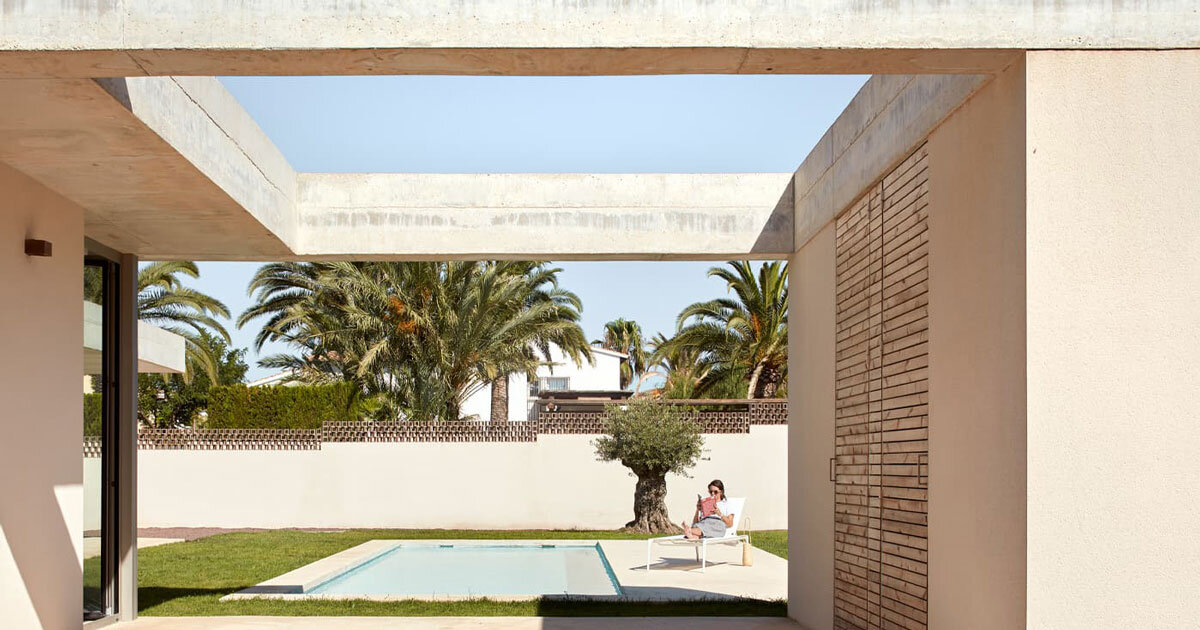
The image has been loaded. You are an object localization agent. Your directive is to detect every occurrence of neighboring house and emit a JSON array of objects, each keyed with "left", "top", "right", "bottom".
[
  {"left": 247, "top": 345, "right": 624, "bottom": 422},
  {"left": 246, "top": 369, "right": 299, "bottom": 388},
  {"left": 461, "top": 343, "right": 625, "bottom": 421}
]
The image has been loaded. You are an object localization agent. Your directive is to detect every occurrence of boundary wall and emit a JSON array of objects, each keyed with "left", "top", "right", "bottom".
[{"left": 84, "top": 403, "right": 788, "bottom": 530}]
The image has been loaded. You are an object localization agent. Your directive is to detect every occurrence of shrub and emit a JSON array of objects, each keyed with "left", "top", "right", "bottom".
[
  {"left": 84, "top": 393, "right": 103, "bottom": 436},
  {"left": 205, "top": 382, "right": 360, "bottom": 429}
]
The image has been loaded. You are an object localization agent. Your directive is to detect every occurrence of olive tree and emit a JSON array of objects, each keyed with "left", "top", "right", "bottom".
[{"left": 594, "top": 399, "right": 705, "bottom": 533}]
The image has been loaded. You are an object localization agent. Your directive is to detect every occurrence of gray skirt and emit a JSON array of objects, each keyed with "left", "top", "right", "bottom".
[{"left": 692, "top": 515, "right": 727, "bottom": 538}]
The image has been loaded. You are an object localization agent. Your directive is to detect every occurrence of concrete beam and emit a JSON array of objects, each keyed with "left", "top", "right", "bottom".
[
  {"left": 1, "top": 74, "right": 797, "bottom": 260},
  {"left": 793, "top": 72, "right": 991, "bottom": 247},
  {"left": 297, "top": 173, "right": 795, "bottom": 261},
  {"left": 0, "top": 77, "right": 296, "bottom": 259},
  {"left": 1, "top": 1, "right": 1196, "bottom": 77}
]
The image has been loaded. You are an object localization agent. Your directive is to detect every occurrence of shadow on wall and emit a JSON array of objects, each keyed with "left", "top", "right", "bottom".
[
  {"left": 0, "top": 478, "right": 84, "bottom": 628},
  {"left": 751, "top": 178, "right": 795, "bottom": 257}
]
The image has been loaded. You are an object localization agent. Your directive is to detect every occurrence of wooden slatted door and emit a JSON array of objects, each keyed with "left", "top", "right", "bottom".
[
  {"left": 834, "top": 181, "right": 884, "bottom": 629},
  {"left": 835, "top": 146, "right": 929, "bottom": 630}
]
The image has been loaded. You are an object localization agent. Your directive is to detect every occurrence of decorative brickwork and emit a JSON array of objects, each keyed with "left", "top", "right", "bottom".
[
  {"left": 81, "top": 400, "right": 788, "bottom": 453},
  {"left": 749, "top": 400, "right": 789, "bottom": 424},
  {"left": 137, "top": 428, "right": 321, "bottom": 450},
  {"left": 537, "top": 412, "right": 607, "bottom": 434},
  {"left": 538, "top": 407, "right": 768, "bottom": 434},
  {"left": 834, "top": 144, "right": 929, "bottom": 630},
  {"left": 322, "top": 420, "right": 537, "bottom": 443}
]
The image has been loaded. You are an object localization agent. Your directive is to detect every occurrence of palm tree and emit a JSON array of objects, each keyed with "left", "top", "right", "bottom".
[
  {"left": 86, "top": 262, "right": 231, "bottom": 381},
  {"left": 645, "top": 333, "right": 711, "bottom": 399},
  {"left": 239, "top": 261, "right": 592, "bottom": 422},
  {"left": 662, "top": 261, "right": 788, "bottom": 398},
  {"left": 593, "top": 318, "right": 647, "bottom": 390},
  {"left": 476, "top": 262, "right": 593, "bottom": 422}
]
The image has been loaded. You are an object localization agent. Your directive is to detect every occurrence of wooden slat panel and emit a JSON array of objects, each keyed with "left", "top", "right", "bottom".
[
  {"left": 835, "top": 181, "right": 882, "bottom": 630},
  {"left": 835, "top": 144, "right": 929, "bottom": 630},
  {"left": 879, "top": 146, "right": 928, "bottom": 630}
]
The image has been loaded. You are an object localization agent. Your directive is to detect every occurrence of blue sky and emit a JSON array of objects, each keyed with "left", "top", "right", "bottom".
[{"left": 155, "top": 74, "right": 867, "bottom": 380}]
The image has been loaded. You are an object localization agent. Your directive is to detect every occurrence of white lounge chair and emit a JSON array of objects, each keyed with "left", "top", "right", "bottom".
[{"left": 645, "top": 497, "right": 749, "bottom": 572}]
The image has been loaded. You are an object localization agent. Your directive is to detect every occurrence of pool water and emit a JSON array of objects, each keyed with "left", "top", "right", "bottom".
[{"left": 308, "top": 543, "right": 622, "bottom": 597}]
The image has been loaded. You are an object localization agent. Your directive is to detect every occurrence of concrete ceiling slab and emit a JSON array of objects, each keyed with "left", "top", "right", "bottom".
[{"left": 0, "top": 77, "right": 295, "bottom": 259}]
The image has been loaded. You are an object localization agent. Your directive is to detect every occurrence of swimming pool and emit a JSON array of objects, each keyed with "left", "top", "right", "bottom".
[{"left": 305, "top": 542, "right": 622, "bottom": 598}]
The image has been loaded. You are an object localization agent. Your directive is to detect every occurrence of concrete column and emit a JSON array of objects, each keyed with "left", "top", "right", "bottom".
[{"left": 117, "top": 254, "right": 138, "bottom": 621}]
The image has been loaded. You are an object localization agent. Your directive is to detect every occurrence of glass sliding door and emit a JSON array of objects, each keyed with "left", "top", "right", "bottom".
[{"left": 83, "top": 256, "right": 119, "bottom": 620}]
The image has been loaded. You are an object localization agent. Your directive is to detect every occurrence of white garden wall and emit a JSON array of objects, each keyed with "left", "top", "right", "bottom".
[{"left": 119, "top": 425, "right": 786, "bottom": 530}]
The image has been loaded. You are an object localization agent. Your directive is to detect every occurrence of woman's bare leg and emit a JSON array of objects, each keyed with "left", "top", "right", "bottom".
[{"left": 682, "top": 522, "right": 700, "bottom": 539}]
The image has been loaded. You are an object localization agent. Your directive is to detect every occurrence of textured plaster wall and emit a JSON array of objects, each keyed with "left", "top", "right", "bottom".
[
  {"left": 129, "top": 427, "right": 788, "bottom": 530},
  {"left": 0, "top": 162, "right": 84, "bottom": 629},
  {"left": 926, "top": 57, "right": 1028, "bottom": 629},
  {"left": 787, "top": 224, "right": 836, "bottom": 630},
  {"left": 1024, "top": 50, "right": 1200, "bottom": 628}
]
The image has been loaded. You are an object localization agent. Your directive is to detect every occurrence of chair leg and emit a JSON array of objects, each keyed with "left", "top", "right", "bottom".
[
  {"left": 701, "top": 543, "right": 707, "bottom": 572},
  {"left": 646, "top": 540, "right": 652, "bottom": 571},
  {"left": 694, "top": 546, "right": 700, "bottom": 563}
]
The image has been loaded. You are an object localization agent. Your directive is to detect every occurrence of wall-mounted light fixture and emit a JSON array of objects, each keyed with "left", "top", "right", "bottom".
[{"left": 24, "top": 239, "right": 52, "bottom": 257}]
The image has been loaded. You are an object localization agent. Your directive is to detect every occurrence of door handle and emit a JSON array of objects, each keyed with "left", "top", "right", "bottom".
[{"left": 829, "top": 457, "right": 836, "bottom": 482}]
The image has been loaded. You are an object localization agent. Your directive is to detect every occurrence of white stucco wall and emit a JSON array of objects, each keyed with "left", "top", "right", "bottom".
[
  {"left": 538, "top": 345, "right": 622, "bottom": 391},
  {"left": 0, "top": 162, "right": 85, "bottom": 629},
  {"left": 787, "top": 223, "right": 835, "bottom": 629},
  {"left": 926, "top": 57, "right": 1028, "bottom": 629},
  {"left": 1024, "top": 50, "right": 1200, "bottom": 629},
  {"left": 123, "top": 426, "right": 787, "bottom": 530}
]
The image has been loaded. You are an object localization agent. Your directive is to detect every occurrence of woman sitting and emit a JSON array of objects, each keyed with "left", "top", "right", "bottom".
[{"left": 682, "top": 479, "right": 734, "bottom": 539}]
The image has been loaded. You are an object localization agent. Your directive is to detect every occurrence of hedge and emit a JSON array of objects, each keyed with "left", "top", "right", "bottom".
[
  {"left": 84, "top": 393, "right": 103, "bottom": 436},
  {"left": 206, "top": 382, "right": 360, "bottom": 429}
]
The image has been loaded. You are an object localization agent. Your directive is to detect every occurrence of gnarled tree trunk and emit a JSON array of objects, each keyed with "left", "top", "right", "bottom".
[
  {"left": 623, "top": 472, "right": 676, "bottom": 533},
  {"left": 489, "top": 376, "right": 509, "bottom": 423}
]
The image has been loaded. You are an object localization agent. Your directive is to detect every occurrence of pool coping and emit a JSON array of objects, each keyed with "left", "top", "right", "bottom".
[{"left": 221, "top": 540, "right": 626, "bottom": 602}]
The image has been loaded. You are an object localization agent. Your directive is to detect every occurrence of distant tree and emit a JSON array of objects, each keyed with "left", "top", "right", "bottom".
[
  {"left": 645, "top": 332, "right": 711, "bottom": 399},
  {"left": 660, "top": 261, "right": 788, "bottom": 398},
  {"left": 240, "top": 261, "right": 590, "bottom": 422},
  {"left": 138, "top": 331, "right": 248, "bottom": 428},
  {"left": 593, "top": 318, "right": 648, "bottom": 390},
  {"left": 594, "top": 399, "right": 704, "bottom": 533}
]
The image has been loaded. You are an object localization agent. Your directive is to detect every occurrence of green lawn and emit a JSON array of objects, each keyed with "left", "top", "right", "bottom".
[{"left": 95, "top": 528, "right": 787, "bottom": 617}]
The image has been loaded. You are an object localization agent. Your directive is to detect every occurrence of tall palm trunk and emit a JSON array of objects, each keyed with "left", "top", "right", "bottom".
[
  {"left": 489, "top": 376, "right": 509, "bottom": 423},
  {"left": 754, "top": 364, "right": 783, "bottom": 398},
  {"left": 747, "top": 363, "right": 764, "bottom": 399}
]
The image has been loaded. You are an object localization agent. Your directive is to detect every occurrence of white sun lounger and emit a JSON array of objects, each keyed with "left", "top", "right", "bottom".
[{"left": 645, "top": 497, "right": 749, "bottom": 572}]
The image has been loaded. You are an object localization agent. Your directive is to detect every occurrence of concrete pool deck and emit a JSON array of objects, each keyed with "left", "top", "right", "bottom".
[{"left": 224, "top": 539, "right": 787, "bottom": 602}]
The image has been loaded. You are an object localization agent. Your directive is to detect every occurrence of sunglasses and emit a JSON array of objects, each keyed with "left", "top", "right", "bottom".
[{"left": 708, "top": 489, "right": 721, "bottom": 495}]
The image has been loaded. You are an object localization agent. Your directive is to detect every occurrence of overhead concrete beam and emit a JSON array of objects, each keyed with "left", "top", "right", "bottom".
[
  {"left": 793, "top": 72, "right": 992, "bottom": 247},
  {"left": 0, "top": 76, "right": 296, "bottom": 258},
  {"left": 297, "top": 173, "right": 795, "bottom": 261},
  {"left": 1, "top": 73, "right": 797, "bottom": 260},
  {"left": 0, "top": 1, "right": 1196, "bottom": 77}
]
